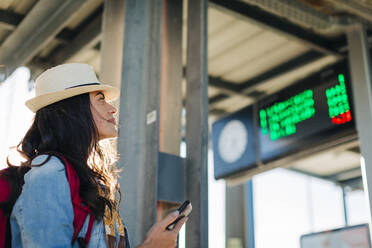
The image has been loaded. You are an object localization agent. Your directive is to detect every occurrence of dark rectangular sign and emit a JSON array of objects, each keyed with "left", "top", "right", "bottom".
[
  {"left": 212, "top": 61, "right": 357, "bottom": 179},
  {"left": 257, "top": 61, "right": 356, "bottom": 163}
]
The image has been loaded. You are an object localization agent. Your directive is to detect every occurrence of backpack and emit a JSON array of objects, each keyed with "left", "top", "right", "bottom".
[{"left": 0, "top": 155, "right": 94, "bottom": 248}]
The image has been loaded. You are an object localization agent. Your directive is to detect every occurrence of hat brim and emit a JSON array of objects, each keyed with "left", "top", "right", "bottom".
[{"left": 25, "top": 84, "right": 120, "bottom": 113}]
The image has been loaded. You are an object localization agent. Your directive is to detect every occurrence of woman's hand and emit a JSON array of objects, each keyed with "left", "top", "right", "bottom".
[{"left": 137, "top": 211, "right": 188, "bottom": 248}]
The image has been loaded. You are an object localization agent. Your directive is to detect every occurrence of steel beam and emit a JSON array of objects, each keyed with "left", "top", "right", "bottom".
[
  {"left": 208, "top": 76, "right": 241, "bottom": 93},
  {"left": 51, "top": 15, "right": 102, "bottom": 65},
  {"left": 208, "top": 50, "right": 325, "bottom": 108},
  {"left": 209, "top": 0, "right": 343, "bottom": 56},
  {"left": 346, "top": 23, "right": 372, "bottom": 236},
  {"left": 0, "top": 9, "right": 74, "bottom": 44},
  {"left": 209, "top": 93, "right": 229, "bottom": 105},
  {"left": 185, "top": 0, "right": 209, "bottom": 247},
  {"left": 27, "top": 10, "right": 102, "bottom": 78},
  {"left": 117, "top": 0, "right": 163, "bottom": 246},
  {"left": 0, "top": 0, "right": 87, "bottom": 76},
  {"left": 239, "top": 50, "right": 325, "bottom": 94},
  {"left": 208, "top": 77, "right": 253, "bottom": 110},
  {"left": 0, "top": 9, "right": 22, "bottom": 30},
  {"left": 209, "top": 108, "right": 228, "bottom": 116}
]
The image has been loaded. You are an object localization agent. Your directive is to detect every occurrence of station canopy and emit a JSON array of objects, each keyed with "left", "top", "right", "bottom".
[{"left": 1, "top": 0, "right": 372, "bottom": 188}]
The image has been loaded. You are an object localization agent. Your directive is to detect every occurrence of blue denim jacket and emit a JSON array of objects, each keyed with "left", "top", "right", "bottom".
[{"left": 10, "top": 155, "right": 125, "bottom": 248}]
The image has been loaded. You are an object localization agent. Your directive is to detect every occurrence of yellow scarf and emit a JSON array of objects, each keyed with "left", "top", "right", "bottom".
[{"left": 98, "top": 186, "right": 126, "bottom": 248}]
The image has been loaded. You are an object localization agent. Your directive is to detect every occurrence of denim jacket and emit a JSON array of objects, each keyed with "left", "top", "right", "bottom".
[{"left": 10, "top": 155, "right": 127, "bottom": 248}]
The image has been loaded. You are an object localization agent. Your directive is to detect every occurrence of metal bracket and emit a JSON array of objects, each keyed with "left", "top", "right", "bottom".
[{"left": 157, "top": 152, "right": 185, "bottom": 203}]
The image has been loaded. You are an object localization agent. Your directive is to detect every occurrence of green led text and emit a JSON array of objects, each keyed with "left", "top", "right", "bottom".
[{"left": 259, "top": 89, "right": 315, "bottom": 140}]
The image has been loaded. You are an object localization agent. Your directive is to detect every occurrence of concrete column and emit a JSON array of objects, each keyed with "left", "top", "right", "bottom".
[
  {"left": 100, "top": 0, "right": 125, "bottom": 89},
  {"left": 156, "top": 0, "right": 184, "bottom": 236},
  {"left": 117, "top": 0, "right": 163, "bottom": 246},
  {"left": 346, "top": 23, "right": 372, "bottom": 237},
  {"left": 185, "top": 0, "right": 209, "bottom": 247}
]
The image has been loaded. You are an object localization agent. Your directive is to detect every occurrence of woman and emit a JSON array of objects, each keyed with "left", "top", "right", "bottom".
[{"left": 5, "top": 63, "right": 187, "bottom": 247}]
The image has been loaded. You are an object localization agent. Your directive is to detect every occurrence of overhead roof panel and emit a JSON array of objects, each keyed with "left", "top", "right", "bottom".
[
  {"left": 208, "top": 86, "right": 222, "bottom": 98},
  {"left": 212, "top": 94, "right": 254, "bottom": 112},
  {"left": 208, "top": 17, "right": 262, "bottom": 60},
  {"left": 254, "top": 54, "right": 339, "bottom": 95},
  {"left": 0, "top": 0, "right": 37, "bottom": 14},
  {"left": 66, "top": 48, "right": 99, "bottom": 70},
  {"left": 209, "top": 30, "right": 289, "bottom": 78},
  {"left": 223, "top": 41, "right": 309, "bottom": 83},
  {"left": 208, "top": 7, "right": 236, "bottom": 36},
  {"left": 290, "top": 149, "right": 361, "bottom": 177}
]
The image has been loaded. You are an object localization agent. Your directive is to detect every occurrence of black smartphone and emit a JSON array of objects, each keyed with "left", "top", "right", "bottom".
[{"left": 166, "top": 200, "right": 192, "bottom": 231}]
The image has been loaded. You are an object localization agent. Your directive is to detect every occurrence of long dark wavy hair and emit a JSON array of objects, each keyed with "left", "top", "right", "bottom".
[{"left": 0, "top": 93, "right": 119, "bottom": 220}]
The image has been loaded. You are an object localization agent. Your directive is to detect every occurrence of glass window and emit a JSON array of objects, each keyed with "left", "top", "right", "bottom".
[
  {"left": 253, "top": 168, "right": 312, "bottom": 248},
  {"left": 346, "top": 189, "right": 369, "bottom": 225},
  {"left": 309, "top": 177, "right": 345, "bottom": 231},
  {"left": 253, "top": 168, "right": 346, "bottom": 248}
]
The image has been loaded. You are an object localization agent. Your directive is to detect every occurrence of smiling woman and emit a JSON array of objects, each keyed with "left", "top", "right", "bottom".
[{"left": 0, "top": 63, "right": 188, "bottom": 248}]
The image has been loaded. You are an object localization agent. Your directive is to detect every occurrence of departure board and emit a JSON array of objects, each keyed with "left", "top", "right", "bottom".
[
  {"left": 258, "top": 62, "right": 356, "bottom": 163},
  {"left": 212, "top": 61, "right": 357, "bottom": 180}
]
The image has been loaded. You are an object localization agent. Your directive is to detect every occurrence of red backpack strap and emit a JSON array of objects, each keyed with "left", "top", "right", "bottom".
[
  {"left": 0, "top": 169, "right": 11, "bottom": 248},
  {"left": 57, "top": 156, "right": 94, "bottom": 246},
  {"left": 78, "top": 215, "right": 95, "bottom": 247}
]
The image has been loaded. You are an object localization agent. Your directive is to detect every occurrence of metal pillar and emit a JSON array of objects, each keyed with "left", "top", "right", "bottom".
[
  {"left": 244, "top": 181, "right": 255, "bottom": 248},
  {"left": 342, "top": 186, "right": 349, "bottom": 226},
  {"left": 226, "top": 181, "right": 255, "bottom": 248},
  {"left": 157, "top": 0, "right": 183, "bottom": 229},
  {"left": 185, "top": 0, "right": 209, "bottom": 247},
  {"left": 159, "top": 0, "right": 183, "bottom": 155},
  {"left": 100, "top": 0, "right": 125, "bottom": 89},
  {"left": 117, "top": 0, "right": 163, "bottom": 246},
  {"left": 346, "top": 23, "right": 372, "bottom": 235},
  {"left": 226, "top": 184, "right": 246, "bottom": 248}
]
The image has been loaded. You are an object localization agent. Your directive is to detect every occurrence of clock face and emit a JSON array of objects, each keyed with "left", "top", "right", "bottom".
[{"left": 218, "top": 120, "right": 248, "bottom": 163}]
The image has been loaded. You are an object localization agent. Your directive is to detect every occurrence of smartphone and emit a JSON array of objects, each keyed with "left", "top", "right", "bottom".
[{"left": 166, "top": 200, "right": 192, "bottom": 231}]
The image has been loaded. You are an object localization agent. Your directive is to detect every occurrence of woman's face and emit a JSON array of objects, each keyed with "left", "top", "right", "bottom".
[{"left": 89, "top": 91, "right": 117, "bottom": 140}]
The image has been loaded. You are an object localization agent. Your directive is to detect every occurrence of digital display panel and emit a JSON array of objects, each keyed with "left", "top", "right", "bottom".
[
  {"left": 212, "top": 61, "right": 357, "bottom": 179},
  {"left": 258, "top": 62, "right": 356, "bottom": 163},
  {"left": 259, "top": 89, "right": 316, "bottom": 140}
]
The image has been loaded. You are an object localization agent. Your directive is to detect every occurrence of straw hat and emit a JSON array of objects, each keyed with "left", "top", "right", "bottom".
[{"left": 25, "top": 63, "right": 120, "bottom": 113}]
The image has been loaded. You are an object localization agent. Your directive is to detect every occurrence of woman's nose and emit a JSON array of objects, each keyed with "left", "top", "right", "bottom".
[{"left": 109, "top": 103, "right": 117, "bottom": 115}]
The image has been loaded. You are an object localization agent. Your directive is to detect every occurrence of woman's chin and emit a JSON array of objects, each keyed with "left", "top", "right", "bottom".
[{"left": 99, "top": 131, "right": 118, "bottom": 140}]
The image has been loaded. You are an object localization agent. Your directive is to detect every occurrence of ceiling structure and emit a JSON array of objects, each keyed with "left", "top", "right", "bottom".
[{"left": 0, "top": 0, "right": 371, "bottom": 189}]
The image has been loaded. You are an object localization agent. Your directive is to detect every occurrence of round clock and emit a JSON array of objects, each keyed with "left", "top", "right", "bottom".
[{"left": 218, "top": 120, "right": 248, "bottom": 163}]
